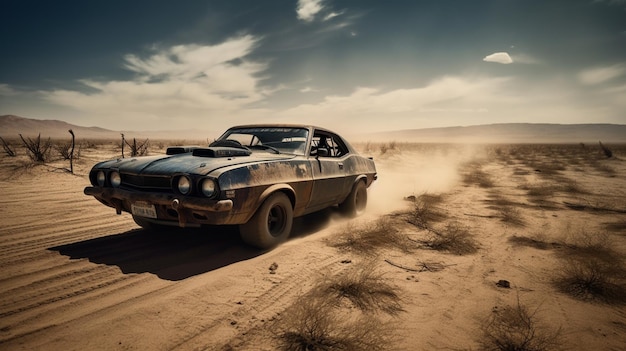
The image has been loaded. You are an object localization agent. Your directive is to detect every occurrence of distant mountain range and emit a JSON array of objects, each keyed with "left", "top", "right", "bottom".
[
  {"left": 1, "top": 115, "right": 625, "bottom": 143},
  {"left": 0, "top": 115, "right": 217, "bottom": 140},
  {"left": 361, "top": 123, "right": 626, "bottom": 143}
]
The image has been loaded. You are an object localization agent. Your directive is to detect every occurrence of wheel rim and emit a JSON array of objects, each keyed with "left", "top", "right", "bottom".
[{"left": 267, "top": 205, "right": 287, "bottom": 237}]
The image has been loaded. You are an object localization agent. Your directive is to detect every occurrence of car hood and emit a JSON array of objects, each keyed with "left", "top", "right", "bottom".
[{"left": 94, "top": 150, "right": 297, "bottom": 176}]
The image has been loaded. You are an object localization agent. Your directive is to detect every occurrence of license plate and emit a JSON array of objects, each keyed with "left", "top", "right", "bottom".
[{"left": 131, "top": 202, "right": 157, "bottom": 219}]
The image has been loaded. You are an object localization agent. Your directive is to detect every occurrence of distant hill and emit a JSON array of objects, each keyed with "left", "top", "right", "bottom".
[
  {"left": 0, "top": 115, "right": 120, "bottom": 139},
  {"left": 361, "top": 123, "right": 626, "bottom": 143},
  {"left": 0, "top": 115, "right": 217, "bottom": 140},
  {"left": 2, "top": 115, "right": 625, "bottom": 143}
]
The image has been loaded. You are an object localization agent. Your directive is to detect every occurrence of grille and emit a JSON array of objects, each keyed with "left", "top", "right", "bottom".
[{"left": 122, "top": 174, "right": 171, "bottom": 190}]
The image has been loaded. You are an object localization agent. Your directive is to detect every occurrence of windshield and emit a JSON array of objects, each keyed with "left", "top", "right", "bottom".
[{"left": 217, "top": 127, "right": 309, "bottom": 155}]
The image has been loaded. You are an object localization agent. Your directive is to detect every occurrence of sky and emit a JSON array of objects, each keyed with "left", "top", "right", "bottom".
[{"left": 1, "top": 0, "right": 625, "bottom": 135}]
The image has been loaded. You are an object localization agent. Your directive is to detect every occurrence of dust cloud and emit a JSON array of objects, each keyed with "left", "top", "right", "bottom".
[{"left": 364, "top": 144, "right": 485, "bottom": 215}]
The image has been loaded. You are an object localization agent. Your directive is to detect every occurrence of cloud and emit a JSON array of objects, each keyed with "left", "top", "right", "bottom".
[
  {"left": 296, "top": 0, "right": 325, "bottom": 22},
  {"left": 300, "top": 86, "right": 320, "bottom": 93},
  {"left": 578, "top": 64, "right": 626, "bottom": 85},
  {"left": 323, "top": 11, "right": 344, "bottom": 21},
  {"left": 509, "top": 53, "right": 539, "bottom": 64},
  {"left": 277, "top": 76, "right": 515, "bottom": 131},
  {"left": 0, "top": 83, "right": 19, "bottom": 96},
  {"left": 483, "top": 52, "right": 513, "bottom": 64},
  {"left": 39, "top": 35, "right": 272, "bottom": 130}
]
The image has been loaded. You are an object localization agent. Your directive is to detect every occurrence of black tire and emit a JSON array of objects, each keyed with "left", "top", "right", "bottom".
[
  {"left": 339, "top": 180, "right": 367, "bottom": 217},
  {"left": 239, "top": 192, "right": 293, "bottom": 249}
]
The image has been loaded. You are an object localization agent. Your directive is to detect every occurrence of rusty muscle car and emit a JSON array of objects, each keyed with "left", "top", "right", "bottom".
[{"left": 84, "top": 125, "right": 377, "bottom": 249}]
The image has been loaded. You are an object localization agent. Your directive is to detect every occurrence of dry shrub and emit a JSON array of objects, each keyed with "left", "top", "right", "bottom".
[
  {"left": 330, "top": 218, "right": 412, "bottom": 255},
  {"left": 554, "top": 258, "right": 626, "bottom": 304},
  {"left": 523, "top": 179, "right": 584, "bottom": 198},
  {"left": 275, "top": 264, "right": 400, "bottom": 351},
  {"left": 406, "top": 193, "right": 447, "bottom": 229},
  {"left": 0, "top": 136, "right": 16, "bottom": 157},
  {"left": 424, "top": 221, "right": 478, "bottom": 255},
  {"left": 499, "top": 206, "right": 525, "bottom": 227},
  {"left": 554, "top": 231, "right": 626, "bottom": 304},
  {"left": 320, "top": 263, "right": 404, "bottom": 315},
  {"left": 276, "top": 298, "right": 394, "bottom": 351},
  {"left": 463, "top": 165, "right": 495, "bottom": 188},
  {"left": 478, "top": 299, "right": 563, "bottom": 351},
  {"left": 19, "top": 133, "right": 52, "bottom": 162}
]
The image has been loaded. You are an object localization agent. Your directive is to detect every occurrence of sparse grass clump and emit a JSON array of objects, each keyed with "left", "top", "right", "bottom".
[
  {"left": 320, "top": 263, "right": 404, "bottom": 315},
  {"left": 463, "top": 166, "right": 495, "bottom": 188},
  {"left": 330, "top": 218, "right": 412, "bottom": 255},
  {"left": 275, "top": 264, "right": 400, "bottom": 350},
  {"left": 478, "top": 299, "right": 563, "bottom": 351},
  {"left": 553, "top": 231, "right": 626, "bottom": 304},
  {"left": 276, "top": 298, "right": 393, "bottom": 351},
  {"left": 554, "top": 258, "right": 626, "bottom": 304},
  {"left": 499, "top": 206, "right": 525, "bottom": 227},
  {"left": 423, "top": 221, "right": 478, "bottom": 255},
  {"left": 406, "top": 193, "right": 447, "bottom": 229}
]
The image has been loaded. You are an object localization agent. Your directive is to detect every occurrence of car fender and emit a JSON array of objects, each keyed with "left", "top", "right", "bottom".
[{"left": 244, "top": 184, "right": 296, "bottom": 222}]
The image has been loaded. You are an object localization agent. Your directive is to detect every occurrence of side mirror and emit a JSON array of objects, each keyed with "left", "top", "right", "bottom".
[{"left": 317, "top": 147, "right": 329, "bottom": 157}]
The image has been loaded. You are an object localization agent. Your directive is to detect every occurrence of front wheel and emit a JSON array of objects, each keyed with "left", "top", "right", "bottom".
[
  {"left": 339, "top": 180, "right": 367, "bottom": 217},
  {"left": 239, "top": 192, "right": 293, "bottom": 249}
]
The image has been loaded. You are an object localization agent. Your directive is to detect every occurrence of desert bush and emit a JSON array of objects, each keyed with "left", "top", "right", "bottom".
[
  {"left": 0, "top": 136, "right": 16, "bottom": 157},
  {"left": 330, "top": 217, "right": 412, "bottom": 255},
  {"left": 19, "top": 133, "right": 52, "bottom": 162},
  {"left": 463, "top": 164, "right": 495, "bottom": 188},
  {"left": 319, "top": 263, "right": 404, "bottom": 315},
  {"left": 598, "top": 141, "right": 613, "bottom": 158},
  {"left": 554, "top": 258, "right": 626, "bottom": 304},
  {"left": 561, "top": 231, "right": 622, "bottom": 264},
  {"left": 554, "top": 231, "right": 626, "bottom": 303},
  {"left": 406, "top": 193, "right": 447, "bottom": 229},
  {"left": 55, "top": 141, "right": 74, "bottom": 160},
  {"left": 275, "top": 294, "right": 394, "bottom": 351},
  {"left": 499, "top": 206, "right": 525, "bottom": 227},
  {"left": 121, "top": 134, "right": 150, "bottom": 157},
  {"left": 478, "top": 299, "right": 563, "bottom": 351},
  {"left": 522, "top": 179, "right": 584, "bottom": 198},
  {"left": 423, "top": 221, "right": 478, "bottom": 255}
]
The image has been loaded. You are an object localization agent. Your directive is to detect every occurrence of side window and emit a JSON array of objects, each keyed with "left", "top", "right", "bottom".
[{"left": 310, "top": 132, "right": 349, "bottom": 157}]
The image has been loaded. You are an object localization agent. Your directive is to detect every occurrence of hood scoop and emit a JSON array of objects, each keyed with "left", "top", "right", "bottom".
[
  {"left": 192, "top": 147, "right": 252, "bottom": 158},
  {"left": 166, "top": 146, "right": 203, "bottom": 155}
]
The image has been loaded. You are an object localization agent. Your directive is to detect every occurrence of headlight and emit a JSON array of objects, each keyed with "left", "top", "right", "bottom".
[
  {"left": 177, "top": 176, "right": 191, "bottom": 195},
  {"left": 96, "top": 171, "right": 106, "bottom": 186},
  {"left": 110, "top": 171, "right": 121, "bottom": 188},
  {"left": 201, "top": 179, "right": 217, "bottom": 197}
]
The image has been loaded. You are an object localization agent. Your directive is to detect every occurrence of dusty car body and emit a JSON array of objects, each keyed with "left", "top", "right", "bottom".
[{"left": 84, "top": 124, "right": 377, "bottom": 248}]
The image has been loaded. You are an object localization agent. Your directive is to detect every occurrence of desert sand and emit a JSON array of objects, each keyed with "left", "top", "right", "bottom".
[{"left": 1, "top": 139, "right": 625, "bottom": 350}]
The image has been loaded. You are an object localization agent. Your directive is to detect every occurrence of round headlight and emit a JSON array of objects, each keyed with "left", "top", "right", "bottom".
[
  {"left": 110, "top": 171, "right": 121, "bottom": 188},
  {"left": 177, "top": 176, "right": 191, "bottom": 195},
  {"left": 96, "top": 171, "right": 106, "bottom": 186},
  {"left": 201, "top": 179, "right": 216, "bottom": 197}
]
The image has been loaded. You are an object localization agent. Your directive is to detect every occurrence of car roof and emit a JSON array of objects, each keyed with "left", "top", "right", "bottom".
[{"left": 227, "top": 124, "right": 336, "bottom": 134}]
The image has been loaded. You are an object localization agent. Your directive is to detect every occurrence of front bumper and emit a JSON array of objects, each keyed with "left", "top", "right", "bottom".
[{"left": 84, "top": 186, "right": 234, "bottom": 226}]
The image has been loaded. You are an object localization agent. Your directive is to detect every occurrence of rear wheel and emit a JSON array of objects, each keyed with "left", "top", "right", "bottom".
[
  {"left": 239, "top": 192, "right": 293, "bottom": 249},
  {"left": 339, "top": 180, "right": 367, "bottom": 217}
]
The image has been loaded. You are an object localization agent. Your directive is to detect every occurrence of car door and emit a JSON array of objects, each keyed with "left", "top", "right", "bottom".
[{"left": 307, "top": 131, "right": 351, "bottom": 211}]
